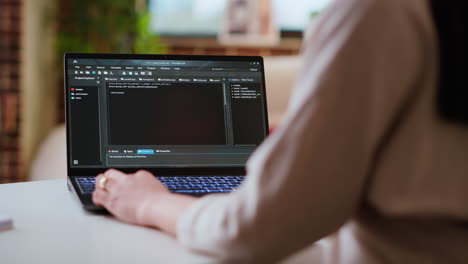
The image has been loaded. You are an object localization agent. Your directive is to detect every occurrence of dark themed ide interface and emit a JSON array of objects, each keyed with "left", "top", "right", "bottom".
[{"left": 65, "top": 56, "right": 267, "bottom": 168}]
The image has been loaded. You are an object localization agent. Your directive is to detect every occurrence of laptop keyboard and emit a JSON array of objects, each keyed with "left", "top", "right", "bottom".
[
  {"left": 159, "top": 176, "right": 244, "bottom": 194},
  {"left": 75, "top": 175, "right": 244, "bottom": 195}
]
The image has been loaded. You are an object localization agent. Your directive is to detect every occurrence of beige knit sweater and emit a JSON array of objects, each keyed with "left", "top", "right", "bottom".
[{"left": 177, "top": 0, "right": 468, "bottom": 262}]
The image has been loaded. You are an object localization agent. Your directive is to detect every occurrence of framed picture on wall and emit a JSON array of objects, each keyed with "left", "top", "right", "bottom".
[{"left": 218, "top": 0, "right": 280, "bottom": 46}]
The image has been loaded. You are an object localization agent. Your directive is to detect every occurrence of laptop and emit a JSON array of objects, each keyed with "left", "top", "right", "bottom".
[{"left": 64, "top": 53, "right": 269, "bottom": 212}]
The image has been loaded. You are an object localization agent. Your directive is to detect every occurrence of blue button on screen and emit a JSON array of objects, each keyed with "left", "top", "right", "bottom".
[{"left": 137, "top": 149, "right": 155, "bottom": 154}]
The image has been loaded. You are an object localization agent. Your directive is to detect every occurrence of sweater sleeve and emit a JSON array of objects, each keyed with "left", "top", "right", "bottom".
[{"left": 176, "top": 0, "right": 425, "bottom": 262}]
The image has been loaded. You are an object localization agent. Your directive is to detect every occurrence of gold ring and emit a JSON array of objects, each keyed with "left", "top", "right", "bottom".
[{"left": 98, "top": 175, "right": 108, "bottom": 191}]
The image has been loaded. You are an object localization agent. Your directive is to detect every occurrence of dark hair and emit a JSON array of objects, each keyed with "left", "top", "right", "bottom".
[{"left": 431, "top": 0, "right": 468, "bottom": 124}]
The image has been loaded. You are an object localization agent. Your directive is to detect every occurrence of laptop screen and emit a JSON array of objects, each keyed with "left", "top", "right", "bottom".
[{"left": 65, "top": 54, "right": 268, "bottom": 170}]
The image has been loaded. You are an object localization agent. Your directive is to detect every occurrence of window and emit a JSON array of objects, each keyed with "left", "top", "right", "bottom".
[{"left": 149, "top": 0, "right": 332, "bottom": 36}]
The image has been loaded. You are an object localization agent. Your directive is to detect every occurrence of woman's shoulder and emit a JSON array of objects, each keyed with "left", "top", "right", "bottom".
[
  {"left": 328, "top": 0, "right": 431, "bottom": 22},
  {"left": 318, "top": 0, "right": 434, "bottom": 44}
]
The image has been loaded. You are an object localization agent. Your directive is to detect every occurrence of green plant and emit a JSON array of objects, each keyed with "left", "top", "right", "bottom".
[
  {"left": 134, "top": 12, "right": 165, "bottom": 54},
  {"left": 56, "top": 0, "right": 166, "bottom": 55},
  {"left": 54, "top": 0, "right": 166, "bottom": 123}
]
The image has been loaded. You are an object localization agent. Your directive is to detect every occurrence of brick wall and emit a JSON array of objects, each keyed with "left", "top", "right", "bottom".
[{"left": 0, "top": 0, "right": 22, "bottom": 183}]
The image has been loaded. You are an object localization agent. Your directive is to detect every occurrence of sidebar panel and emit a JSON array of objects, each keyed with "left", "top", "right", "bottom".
[
  {"left": 230, "top": 83, "right": 265, "bottom": 146},
  {"left": 69, "top": 86, "right": 101, "bottom": 166}
]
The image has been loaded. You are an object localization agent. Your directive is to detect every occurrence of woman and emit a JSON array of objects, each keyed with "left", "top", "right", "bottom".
[{"left": 92, "top": 0, "right": 468, "bottom": 262}]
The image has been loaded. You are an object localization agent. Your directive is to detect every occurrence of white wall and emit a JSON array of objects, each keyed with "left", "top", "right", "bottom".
[
  {"left": 21, "top": 0, "right": 58, "bottom": 178},
  {"left": 264, "top": 56, "right": 302, "bottom": 126}
]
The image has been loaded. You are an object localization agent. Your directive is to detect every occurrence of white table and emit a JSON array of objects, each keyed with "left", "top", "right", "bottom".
[
  {"left": 0, "top": 179, "right": 213, "bottom": 264},
  {"left": 0, "top": 179, "right": 319, "bottom": 264}
]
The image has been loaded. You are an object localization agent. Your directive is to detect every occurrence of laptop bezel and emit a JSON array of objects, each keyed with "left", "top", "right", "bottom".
[{"left": 64, "top": 53, "right": 269, "bottom": 177}]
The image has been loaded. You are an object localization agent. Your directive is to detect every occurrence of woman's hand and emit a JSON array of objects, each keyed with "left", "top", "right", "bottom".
[
  {"left": 92, "top": 169, "right": 170, "bottom": 226},
  {"left": 92, "top": 169, "right": 197, "bottom": 235}
]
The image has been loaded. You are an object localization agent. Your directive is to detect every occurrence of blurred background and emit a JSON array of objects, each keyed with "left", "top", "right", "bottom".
[{"left": 0, "top": 0, "right": 331, "bottom": 183}]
